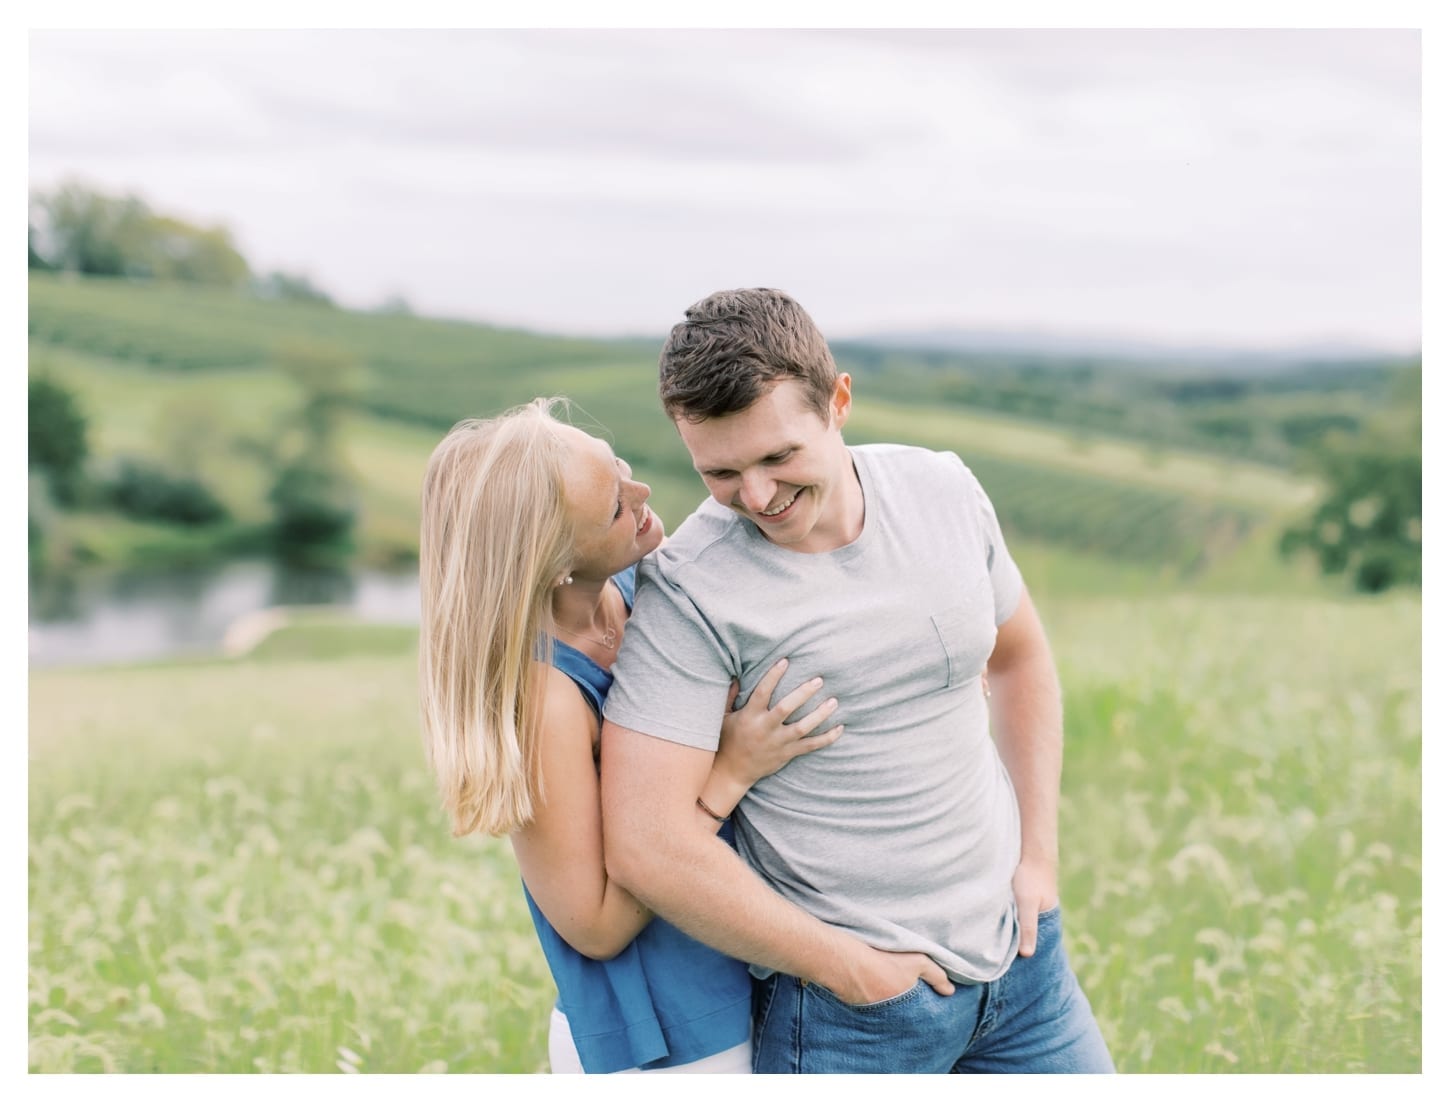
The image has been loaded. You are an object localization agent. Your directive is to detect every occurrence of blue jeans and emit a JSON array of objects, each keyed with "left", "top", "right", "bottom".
[{"left": 751, "top": 907, "right": 1113, "bottom": 1074}]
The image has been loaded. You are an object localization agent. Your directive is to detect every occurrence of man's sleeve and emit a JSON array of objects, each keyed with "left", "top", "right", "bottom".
[
  {"left": 953, "top": 456, "right": 1025, "bottom": 626},
  {"left": 603, "top": 559, "right": 735, "bottom": 752}
]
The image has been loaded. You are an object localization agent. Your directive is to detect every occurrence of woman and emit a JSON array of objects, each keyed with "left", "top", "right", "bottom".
[{"left": 417, "top": 398, "right": 841, "bottom": 1074}]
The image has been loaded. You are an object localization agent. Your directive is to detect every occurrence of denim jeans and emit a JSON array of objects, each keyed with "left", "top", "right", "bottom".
[{"left": 751, "top": 907, "right": 1114, "bottom": 1074}]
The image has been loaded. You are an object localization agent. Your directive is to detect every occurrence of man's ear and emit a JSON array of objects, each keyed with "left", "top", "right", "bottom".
[{"left": 830, "top": 373, "right": 852, "bottom": 429}]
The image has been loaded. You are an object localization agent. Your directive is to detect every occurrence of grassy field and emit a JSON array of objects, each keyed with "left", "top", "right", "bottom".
[{"left": 28, "top": 593, "right": 1420, "bottom": 1073}]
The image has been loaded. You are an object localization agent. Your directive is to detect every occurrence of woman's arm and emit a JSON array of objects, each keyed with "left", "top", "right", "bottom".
[
  {"left": 509, "top": 665, "right": 652, "bottom": 961},
  {"left": 696, "top": 658, "right": 843, "bottom": 822},
  {"left": 512, "top": 660, "right": 843, "bottom": 961}
]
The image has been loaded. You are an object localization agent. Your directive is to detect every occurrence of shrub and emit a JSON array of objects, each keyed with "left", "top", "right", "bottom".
[
  {"left": 28, "top": 375, "right": 89, "bottom": 505},
  {"left": 102, "top": 458, "right": 230, "bottom": 526},
  {"left": 268, "top": 456, "right": 357, "bottom": 557}
]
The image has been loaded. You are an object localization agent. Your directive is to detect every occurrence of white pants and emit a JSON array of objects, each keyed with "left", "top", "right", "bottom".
[{"left": 548, "top": 1007, "right": 753, "bottom": 1074}]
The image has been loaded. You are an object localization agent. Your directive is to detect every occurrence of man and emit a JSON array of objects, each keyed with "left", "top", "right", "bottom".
[{"left": 600, "top": 288, "right": 1112, "bottom": 1074}]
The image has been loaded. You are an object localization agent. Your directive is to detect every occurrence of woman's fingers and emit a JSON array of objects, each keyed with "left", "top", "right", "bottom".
[
  {"left": 789, "top": 694, "right": 839, "bottom": 736},
  {"left": 772, "top": 675, "right": 825, "bottom": 719},
  {"left": 789, "top": 724, "right": 844, "bottom": 758},
  {"left": 747, "top": 659, "right": 790, "bottom": 709}
]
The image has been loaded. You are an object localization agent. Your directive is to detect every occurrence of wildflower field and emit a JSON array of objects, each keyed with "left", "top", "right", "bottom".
[{"left": 28, "top": 593, "right": 1420, "bottom": 1073}]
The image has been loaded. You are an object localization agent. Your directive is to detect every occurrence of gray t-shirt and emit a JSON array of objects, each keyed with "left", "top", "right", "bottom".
[{"left": 604, "top": 444, "right": 1026, "bottom": 983}]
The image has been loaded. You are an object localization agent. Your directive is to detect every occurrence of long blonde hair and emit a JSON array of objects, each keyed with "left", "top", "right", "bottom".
[{"left": 418, "top": 398, "right": 575, "bottom": 836}]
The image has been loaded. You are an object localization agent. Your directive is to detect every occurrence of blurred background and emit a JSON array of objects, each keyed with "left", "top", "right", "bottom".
[{"left": 27, "top": 28, "right": 1421, "bottom": 1073}]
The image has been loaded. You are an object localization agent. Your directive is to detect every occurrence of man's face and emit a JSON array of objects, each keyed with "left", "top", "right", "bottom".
[{"left": 675, "top": 375, "right": 857, "bottom": 553}]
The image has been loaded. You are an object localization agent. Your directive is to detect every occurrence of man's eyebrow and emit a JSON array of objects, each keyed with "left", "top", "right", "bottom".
[{"left": 696, "top": 443, "right": 798, "bottom": 475}]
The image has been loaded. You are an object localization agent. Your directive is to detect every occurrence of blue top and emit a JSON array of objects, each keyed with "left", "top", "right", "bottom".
[{"left": 522, "top": 564, "right": 752, "bottom": 1073}]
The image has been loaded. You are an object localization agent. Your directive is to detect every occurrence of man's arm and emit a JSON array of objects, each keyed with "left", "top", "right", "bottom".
[
  {"left": 600, "top": 721, "right": 954, "bottom": 1003},
  {"left": 985, "top": 586, "right": 1063, "bottom": 957}
]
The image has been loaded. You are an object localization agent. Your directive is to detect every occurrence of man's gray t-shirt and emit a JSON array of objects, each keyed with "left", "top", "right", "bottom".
[{"left": 604, "top": 444, "right": 1026, "bottom": 984}]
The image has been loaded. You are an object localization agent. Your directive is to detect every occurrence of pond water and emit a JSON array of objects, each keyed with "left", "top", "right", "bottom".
[{"left": 28, "top": 559, "right": 421, "bottom": 669}]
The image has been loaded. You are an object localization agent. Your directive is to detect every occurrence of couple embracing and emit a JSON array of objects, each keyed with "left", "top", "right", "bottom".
[{"left": 418, "top": 289, "right": 1113, "bottom": 1074}]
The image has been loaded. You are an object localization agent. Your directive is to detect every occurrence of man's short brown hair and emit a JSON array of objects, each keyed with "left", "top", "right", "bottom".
[{"left": 658, "top": 288, "right": 839, "bottom": 422}]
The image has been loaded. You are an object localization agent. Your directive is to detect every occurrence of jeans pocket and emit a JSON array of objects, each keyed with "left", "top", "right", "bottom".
[
  {"left": 1031, "top": 905, "right": 1063, "bottom": 953},
  {"left": 805, "top": 978, "right": 926, "bottom": 1014},
  {"left": 751, "top": 974, "right": 782, "bottom": 1056}
]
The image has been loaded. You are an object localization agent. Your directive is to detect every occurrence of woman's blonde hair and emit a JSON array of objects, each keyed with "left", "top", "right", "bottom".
[{"left": 418, "top": 398, "right": 576, "bottom": 836}]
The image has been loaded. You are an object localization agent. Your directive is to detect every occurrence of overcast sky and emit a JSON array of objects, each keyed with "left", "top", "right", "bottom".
[{"left": 27, "top": 27, "right": 1422, "bottom": 351}]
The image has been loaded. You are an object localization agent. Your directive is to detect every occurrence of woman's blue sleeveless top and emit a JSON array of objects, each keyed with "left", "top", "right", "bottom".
[{"left": 522, "top": 565, "right": 751, "bottom": 1073}]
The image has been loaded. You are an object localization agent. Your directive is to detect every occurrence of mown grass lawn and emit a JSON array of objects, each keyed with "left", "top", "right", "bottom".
[{"left": 28, "top": 593, "right": 1419, "bottom": 1073}]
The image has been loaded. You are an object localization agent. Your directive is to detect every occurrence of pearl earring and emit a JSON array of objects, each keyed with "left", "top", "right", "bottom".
[{"left": 557, "top": 574, "right": 573, "bottom": 587}]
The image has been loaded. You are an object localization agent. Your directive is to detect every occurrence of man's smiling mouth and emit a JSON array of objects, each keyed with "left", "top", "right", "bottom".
[{"left": 761, "top": 489, "right": 801, "bottom": 518}]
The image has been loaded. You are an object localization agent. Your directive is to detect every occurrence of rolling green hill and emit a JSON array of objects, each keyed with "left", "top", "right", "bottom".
[{"left": 28, "top": 272, "right": 1322, "bottom": 585}]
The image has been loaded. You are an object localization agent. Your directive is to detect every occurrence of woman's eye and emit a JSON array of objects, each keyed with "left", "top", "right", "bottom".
[{"left": 614, "top": 500, "right": 624, "bottom": 520}]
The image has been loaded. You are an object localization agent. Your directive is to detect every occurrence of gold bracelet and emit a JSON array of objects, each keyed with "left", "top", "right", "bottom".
[{"left": 696, "top": 796, "right": 729, "bottom": 823}]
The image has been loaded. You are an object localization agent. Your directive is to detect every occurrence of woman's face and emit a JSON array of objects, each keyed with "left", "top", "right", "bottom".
[{"left": 556, "top": 424, "right": 662, "bottom": 580}]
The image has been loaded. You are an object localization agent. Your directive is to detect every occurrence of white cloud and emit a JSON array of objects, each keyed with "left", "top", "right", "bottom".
[{"left": 27, "top": 27, "right": 1422, "bottom": 349}]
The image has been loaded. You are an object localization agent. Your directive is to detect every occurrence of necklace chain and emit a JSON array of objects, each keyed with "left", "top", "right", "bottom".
[
  {"left": 555, "top": 584, "right": 623, "bottom": 649},
  {"left": 557, "top": 621, "right": 619, "bottom": 649}
]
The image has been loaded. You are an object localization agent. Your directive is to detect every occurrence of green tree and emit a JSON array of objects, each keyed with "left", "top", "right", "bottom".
[
  {"left": 265, "top": 341, "right": 360, "bottom": 561},
  {"left": 28, "top": 223, "right": 53, "bottom": 270},
  {"left": 31, "top": 181, "right": 250, "bottom": 287},
  {"left": 31, "top": 182, "right": 153, "bottom": 277},
  {"left": 254, "top": 270, "right": 335, "bottom": 307},
  {"left": 139, "top": 216, "right": 251, "bottom": 287},
  {"left": 29, "top": 473, "right": 54, "bottom": 569},
  {"left": 374, "top": 293, "right": 413, "bottom": 315},
  {"left": 28, "top": 375, "right": 89, "bottom": 505},
  {"left": 102, "top": 458, "right": 230, "bottom": 526},
  {"left": 1280, "top": 365, "right": 1421, "bottom": 593},
  {"left": 268, "top": 458, "right": 357, "bottom": 555}
]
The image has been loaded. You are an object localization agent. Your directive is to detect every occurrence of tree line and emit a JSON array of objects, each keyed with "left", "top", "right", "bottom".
[
  {"left": 26, "top": 184, "right": 382, "bottom": 572},
  {"left": 29, "top": 343, "right": 360, "bottom": 574},
  {"left": 29, "top": 180, "right": 340, "bottom": 308}
]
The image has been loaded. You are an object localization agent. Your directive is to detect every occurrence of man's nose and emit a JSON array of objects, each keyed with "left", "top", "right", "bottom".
[{"left": 738, "top": 470, "right": 774, "bottom": 512}]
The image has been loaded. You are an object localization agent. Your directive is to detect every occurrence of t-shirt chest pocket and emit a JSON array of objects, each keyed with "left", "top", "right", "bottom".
[
  {"left": 816, "top": 601, "right": 991, "bottom": 708},
  {"left": 929, "top": 604, "right": 996, "bottom": 691}
]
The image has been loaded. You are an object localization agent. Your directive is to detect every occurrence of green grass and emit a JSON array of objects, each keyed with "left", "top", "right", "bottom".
[
  {"left": 29, "top": 656, "right": 553, "bottom": 1074},
  {"left": 243, "top": 618, "right": 419, "bottom": 662},
  {"left": 1049, "top": 594, "right": 1421, "bottom": 1072},
  {"left": 28, "top": 593, "right": 1420, "bottom": 1072}
]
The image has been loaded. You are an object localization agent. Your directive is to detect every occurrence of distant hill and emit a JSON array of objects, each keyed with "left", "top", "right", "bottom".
[
  {"left": 844, "top": 326, "right": 1418, "bottom": 373},
  {"left": 28, "top": 272, "right": 1351, "bottom": 584}
]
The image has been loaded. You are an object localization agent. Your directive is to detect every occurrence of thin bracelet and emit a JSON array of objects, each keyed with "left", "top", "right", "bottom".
[{"left": 696, "top": 796, "right": 730, "bottom": 823}]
